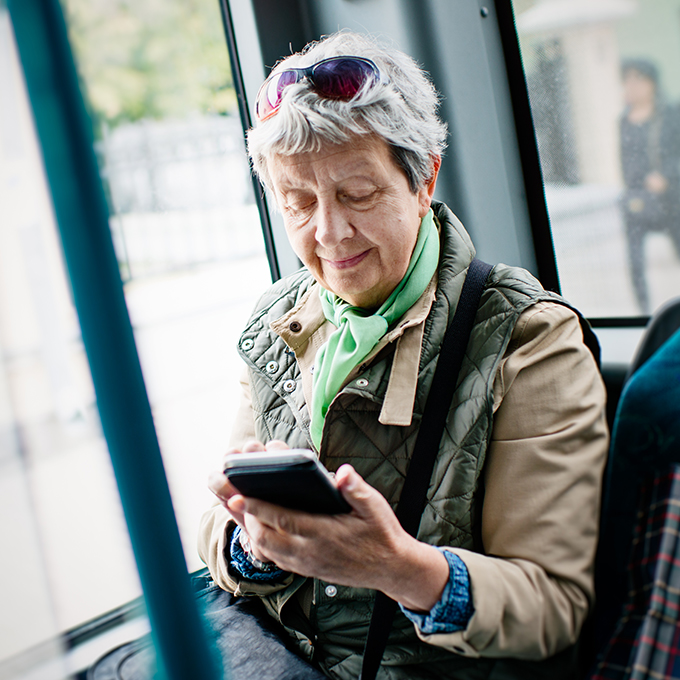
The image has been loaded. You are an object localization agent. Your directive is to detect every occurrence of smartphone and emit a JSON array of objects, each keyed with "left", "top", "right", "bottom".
[{"left": 223, "top": 449, "right": 351, "bottom": 515}]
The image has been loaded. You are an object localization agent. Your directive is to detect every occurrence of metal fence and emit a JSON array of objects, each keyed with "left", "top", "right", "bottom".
[{"left": 96, "top": 114, "right": 263, "bottom": 280}]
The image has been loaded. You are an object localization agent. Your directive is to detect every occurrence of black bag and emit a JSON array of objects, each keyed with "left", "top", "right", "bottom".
[{"left": 88, "top": 570, "right": 325, "bottom": 680}]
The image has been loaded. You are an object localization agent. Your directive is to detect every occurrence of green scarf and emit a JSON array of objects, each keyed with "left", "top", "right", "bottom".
[{"left": 310, "top": 209, "right": 440, "bottom": 449}]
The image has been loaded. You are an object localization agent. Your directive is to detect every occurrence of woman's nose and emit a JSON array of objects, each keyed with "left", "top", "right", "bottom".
[{"left": 314, "top": 202, "right": 354, "bottom": 247}]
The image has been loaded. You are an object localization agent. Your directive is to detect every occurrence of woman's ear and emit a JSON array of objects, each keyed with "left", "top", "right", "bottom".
[{"left": 418, "top": 155, "right": 442, "bottom": 217}]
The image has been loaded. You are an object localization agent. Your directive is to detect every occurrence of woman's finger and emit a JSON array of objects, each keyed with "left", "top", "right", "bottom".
[
  {"left": 208, "top": 471, "right": 240, "bottom": 501},
  {"left": 221, "top": 441, "right": 265, "bottom": 470},
  {"left": 265, "top": 440, "right": 290, "bottom": 450},
  {"left": 235, "top": 496, "right": 308, "bottom": 536},
  {"left": 242, "top": 440, "right": 267, "bottom": 453},
  {"left": 208, "top": 473, "right": 246, "bottom": 525}
]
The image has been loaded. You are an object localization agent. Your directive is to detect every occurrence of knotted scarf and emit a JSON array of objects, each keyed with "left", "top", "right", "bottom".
[{"left": 310, "top": 209, "right": 439, "bottom": 449}]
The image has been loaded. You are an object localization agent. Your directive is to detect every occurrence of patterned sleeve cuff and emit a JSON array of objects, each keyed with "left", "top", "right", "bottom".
[
  {"left": 399, "top": 548, "right": 474, "bottom": 634},
  {"left": 229, "top": 526, "right": 288, "bottom": 582}
]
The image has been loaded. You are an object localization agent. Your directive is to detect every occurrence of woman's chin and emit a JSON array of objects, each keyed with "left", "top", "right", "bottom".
[{"left": 329, "top": 284, "right": 388, "bottom": 310}]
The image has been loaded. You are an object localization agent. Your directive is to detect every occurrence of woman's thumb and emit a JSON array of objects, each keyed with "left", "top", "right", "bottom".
[{"left": 336, "top": 464, "right": 374, "bottom": 514}]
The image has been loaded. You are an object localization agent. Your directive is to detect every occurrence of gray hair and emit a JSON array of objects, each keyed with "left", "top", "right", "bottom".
[{"left": 247, "top": 31, "right": 448, "bottom": 193}]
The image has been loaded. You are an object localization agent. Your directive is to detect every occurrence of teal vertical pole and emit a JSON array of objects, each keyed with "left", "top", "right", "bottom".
[{"left": 7, "top": 1, "right": 223, "bottom": 679}]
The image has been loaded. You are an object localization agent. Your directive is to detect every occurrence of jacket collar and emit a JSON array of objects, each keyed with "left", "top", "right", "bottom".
[
  {"left": 269, "top": 202, "right": 475, "bottom": 427},
  {"left": 271, "top": 277, "right": 436, "bottom": 427}
]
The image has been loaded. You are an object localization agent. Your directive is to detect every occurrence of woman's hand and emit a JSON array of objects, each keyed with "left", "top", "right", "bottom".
[
  {"left": 226, "top": 463, "right": 449, "bottom": 612},
  {"left": 645, "top": 170, "right": 668, "bottom": 194},
  {"left": 207, "top": 439, "right": 289, "bottom": 562}
]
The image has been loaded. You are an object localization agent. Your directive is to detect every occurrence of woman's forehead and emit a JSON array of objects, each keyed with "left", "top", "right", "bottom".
[{"left": 268, "top": 137, "right": 398, "bottom": 187}]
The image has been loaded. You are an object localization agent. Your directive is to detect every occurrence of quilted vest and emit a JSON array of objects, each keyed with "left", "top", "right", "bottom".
[{"left": 236, "top": 202, "right": 582, "bottom": 679}]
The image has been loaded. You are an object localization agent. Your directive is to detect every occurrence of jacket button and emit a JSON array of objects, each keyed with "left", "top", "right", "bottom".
[
  {"left": 241, "top": 338, "right": 254, "bottom": 351},
  {"left": 289, "top": 321, "right": 302, "bottom": 332},
  {"left": 324, "top": 584, "right": 338, "bottom": 598},
  {"left": 266, "top": 361, "right": 279, "bottom": 374},
  {"left": 282, "top": 380, "right": 296, "bottom": 393},
  {"left": 356, "top": 378, "right": 369, "bottom": 387}
]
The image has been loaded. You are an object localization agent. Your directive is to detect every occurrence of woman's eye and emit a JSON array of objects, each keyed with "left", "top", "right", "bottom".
[
  {"left": 342, "top": 190, "right": 377, "bottom": 205},
  {"left": 285, "top": 198, "right": 315, "bottom": 213}
]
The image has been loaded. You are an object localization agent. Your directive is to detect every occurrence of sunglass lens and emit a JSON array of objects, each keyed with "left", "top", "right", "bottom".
[
  {"left": 256, "top": 70, "right": 300, "bottom": 119},
  {"left": 313, "top": 59, "right": 378, "bottom": 99}
]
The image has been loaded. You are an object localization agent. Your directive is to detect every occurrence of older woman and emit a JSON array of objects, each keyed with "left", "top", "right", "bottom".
[{"left": 200, "top": 31, "right": 608, "bottom": 680}]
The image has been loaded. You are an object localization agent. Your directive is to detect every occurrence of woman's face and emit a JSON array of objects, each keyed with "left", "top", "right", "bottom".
[
  {"left": 623, "top": 69, "right": 656, "bottom": 107},
  {"left": 267, "top": 137, "right": 437, "bottom": 309}
]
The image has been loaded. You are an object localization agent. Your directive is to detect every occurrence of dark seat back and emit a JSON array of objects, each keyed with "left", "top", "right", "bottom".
[
  {"left": 626, "top": 296, "right": 680, "bottom": 381},
  {"left": 590, "top": 299, "right": 680, "bottom": 661}
]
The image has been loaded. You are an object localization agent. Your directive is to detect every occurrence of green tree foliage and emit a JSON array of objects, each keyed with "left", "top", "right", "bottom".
[{"left": 62, "top": 0, "right": 236, "bottom": 130}]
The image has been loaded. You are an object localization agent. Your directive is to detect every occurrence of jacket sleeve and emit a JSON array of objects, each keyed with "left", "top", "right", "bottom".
[
  {"left": 197, "top": 502, "right": 296, "bottom": 596},
  {"left": 228, "top": 366, "right": 258, "bottom": 449},
  {"left": 197, "top": 368, "right": 295, "bottom": 596},
  {"left": 413, "top": 301, "right": 609, "bottom": 659}
]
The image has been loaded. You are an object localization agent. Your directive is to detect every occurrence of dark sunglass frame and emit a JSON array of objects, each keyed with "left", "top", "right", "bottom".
[{"left": 255, "top": 56, "right": 383, "bottom": 122}]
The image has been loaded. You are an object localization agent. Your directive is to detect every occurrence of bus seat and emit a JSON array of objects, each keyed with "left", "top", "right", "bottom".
[
  {"left": 626, "top": 296, "right": 680, "bottom": 381},
  {"left": 590, "top": 304, "right": 680, "bottom": 666}
]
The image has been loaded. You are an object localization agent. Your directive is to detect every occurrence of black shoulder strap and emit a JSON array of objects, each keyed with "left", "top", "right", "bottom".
[{"left": 359, "top": 258, "right": 493, "bottom": 680}]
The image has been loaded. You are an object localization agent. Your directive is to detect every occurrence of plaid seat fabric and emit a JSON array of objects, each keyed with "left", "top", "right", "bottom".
[{"left": 591, "top": 464, "right": 680, "bottom": 680}]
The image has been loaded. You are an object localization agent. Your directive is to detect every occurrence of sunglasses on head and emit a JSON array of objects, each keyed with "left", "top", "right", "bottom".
[{"left": 255, "top": 56, "right": 385, "bottom": 122}]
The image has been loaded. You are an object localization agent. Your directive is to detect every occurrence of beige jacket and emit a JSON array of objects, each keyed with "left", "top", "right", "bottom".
[{"left": 199, "top": 286, "right": 609, "bottom": 659}]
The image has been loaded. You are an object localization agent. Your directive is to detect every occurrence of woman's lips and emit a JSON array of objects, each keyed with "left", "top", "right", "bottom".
[{"left": 324, "top": 249, "right": 371, "bottom": 269}]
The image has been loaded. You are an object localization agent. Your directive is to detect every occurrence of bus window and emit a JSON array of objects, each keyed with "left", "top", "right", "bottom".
[
  {"left": 513, "top": 0, "right": 680, "bottom": 320},
  {"left": 1, "top": 0, "right": 270, "bottom": 671},
  {"left": 60, "top": 0, "right": 271, "bottom": 568},
  {"left": 0, "top": 5, "right": 141, "bottom": 669}
]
